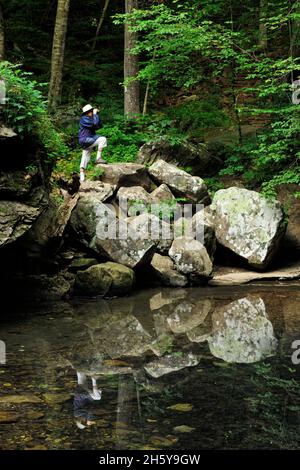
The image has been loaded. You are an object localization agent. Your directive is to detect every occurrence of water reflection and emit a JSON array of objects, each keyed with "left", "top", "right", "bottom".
[
  {"left": 1, "top": 286, "right": 299, "bottom": 450},
  {"left": 208, "top": 296, "right": 278, "bottom": 363}
]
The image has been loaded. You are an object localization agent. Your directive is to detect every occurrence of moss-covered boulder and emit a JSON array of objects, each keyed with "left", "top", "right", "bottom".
[{"left": 74, "top": 262, "right": 135, "bottom": 297}]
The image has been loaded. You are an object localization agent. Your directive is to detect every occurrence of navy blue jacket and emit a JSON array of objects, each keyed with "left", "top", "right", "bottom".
[{"left": 78, "top": 113, "right": 102, "bottom": 148}]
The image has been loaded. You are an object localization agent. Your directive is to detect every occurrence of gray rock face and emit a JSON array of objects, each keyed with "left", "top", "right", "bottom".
[
  {"left": 74, "top": 262, "right": 135, "bottom": 296},
  {"left": 127, "top": 213, "right": 173, "bottom": 254},
  {"left": 191, "top": 208, "right": 216, "bottom": 257},
  {"left": 0, "top": 171, "right": 35, "bottom": 198},
  {"left": 70, "top": 195, "right": 156, "bottom": 269},
  {"left": 210, "top": 187, "right": 285, "bottom": 268},
  {"left": 144, "top": 352, "right": 199, "bottom": 378},
  {"left": 79, "top": 181, "right": 116, "bottom": 201},
  {"left": 0, "top": 200, "right": 41, "bottom": 247},
  {"left": 148, "top": 159, "right": 210, "bottom": 204},
  {"left": 138, "top": 138, "right": 224, "bottom": 177},
  {"left": 209, "top": 296, "right": 278, "bottom": 363},
  {"left": 96, "top": 163, "right": 153, "bottom": 191},
  {"left": 169, "top": 236, "right": 213, "bottom": 283},
  {"left": 151, "top": 253, "right": 188, "bottom": 287},
  {"left": 117, "top": 186, "right": 152, "bottom": 217},
  {"left": 151, "top": 184, "right": 176, "bottom": 203}
]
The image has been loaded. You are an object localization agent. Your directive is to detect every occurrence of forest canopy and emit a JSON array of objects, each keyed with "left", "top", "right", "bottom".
[{"left": 0, "top": 0, "right": 299, "bottom": 196}]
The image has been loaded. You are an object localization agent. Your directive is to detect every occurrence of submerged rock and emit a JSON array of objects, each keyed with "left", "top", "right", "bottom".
[
  {"left": 75, "top": 262, "right": 135, "bottom": 296},
  {"left": 169, "top": 236, "right": 213, "bottom": 284},
  {"left": 148, "top": 159, "right": 210, "bottom": 204},
  {"left": 209, "top": 296, "right": 278, "bottom": 363},
  {"left": 151, "top": 253, "right": 188, "bottom": 287},
  {"left": 210, "top": 187, "right": 285, "bottom": 269},
  {"left": 144, "top": 353, "right": 199, "bottom": 378}
]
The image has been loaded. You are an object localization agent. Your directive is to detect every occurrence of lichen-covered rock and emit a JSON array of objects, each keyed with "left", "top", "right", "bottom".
[
  {"left": 117, "top": 186, "right": 152, "bottom": 216},
  {"left": 96, "top": 163, "right": 153, "bottom": 191},
  {"left": 127, "top": 213, "right": 173, "bottom": 254},
  {"left": 151, "top": 253, "right": 188, "bottom": 287},
  {"left": 168, "top": 236, "right": 213, "bottom": 283},
  {"left": 148, "top": 159, "right": 210, "bottom": 204},
  {"left": 70, "top": 194, "right": 157, "bottom": 269},
  {"left": 210, "top": 187, "right": 285, "bottom": 269},
  {"left": 79, "top": 181, "right": 116, "bottom": 201},
  {"left": 208, "top": 296, "right": 278, "bottom": 363},
  {"left": 191, "top": 208, "right": 216, "bottom": 257},
  {"left": 0, "top": 200, "right": 41, "bottom": 247},
  {"left": 138, "top": 138, "right": 224, "bottom": 177},
  {"left": 151, "top": 184, "right": 176, "bottom": 203},
  {"left": 75, "top": 262, "right": 135, "bottom": 296}
]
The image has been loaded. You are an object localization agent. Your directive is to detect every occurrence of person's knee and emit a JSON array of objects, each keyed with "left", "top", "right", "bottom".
[{"left": 98, "top": 137, "right": 107, "bottom": 149}]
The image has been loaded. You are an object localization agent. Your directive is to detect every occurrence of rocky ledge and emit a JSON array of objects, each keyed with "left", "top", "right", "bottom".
[{"left": 1, "top": 150, "right": 298, "bottom": 301}]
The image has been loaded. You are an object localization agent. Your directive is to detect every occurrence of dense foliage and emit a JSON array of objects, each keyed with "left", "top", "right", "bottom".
[{"left": 0, "top": 0, "right": 299, "bottom": 194}]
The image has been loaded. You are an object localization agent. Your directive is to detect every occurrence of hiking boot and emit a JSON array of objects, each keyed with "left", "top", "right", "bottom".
[{"left": 95, "top": 157, "right": 107, "bottom": 164}]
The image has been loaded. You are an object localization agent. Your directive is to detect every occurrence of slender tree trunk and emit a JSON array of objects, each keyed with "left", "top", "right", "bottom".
[
  {"left": 92, "top": 0, "right": 111, "bottom": 51},
  {"left": 0, "top": 3, "right": 5, "bottom": 61},
  {"left": 124, "top": 0, "right": 140, "bottom": 117},
  {"left": 292, "top": 0, "right": 300, "bottom": 58},
  {"left": 259, "top": 0, "right": 268, "bottom": 50},
  {"left": 48, "top": 0, "right": 70, "bottom": 112}
]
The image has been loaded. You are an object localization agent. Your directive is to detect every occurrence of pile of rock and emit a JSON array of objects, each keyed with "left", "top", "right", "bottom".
[{"left": 65, "top": 159, "right": 286, "bottom": 297}]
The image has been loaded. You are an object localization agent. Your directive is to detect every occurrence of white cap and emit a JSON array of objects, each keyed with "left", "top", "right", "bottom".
[{"left": 82, "top": 104, "right": 93, "bottom": 114}]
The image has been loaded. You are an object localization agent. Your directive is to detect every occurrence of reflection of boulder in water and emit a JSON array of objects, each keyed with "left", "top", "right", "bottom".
[
  {"left": 187, "top": 313, "right": 213, "bottom": 343},
  {"left": 144, "top": 352, "right": 199, "bottom": 378},
  {"left": 92, "top": 314, "right": 154, "bottom": 359},
  {"left": 208, "top": 296, "right": 278, "bottom": 363},
  {"left": 167, "top": 299, "right": 213, "bottom": 334}
]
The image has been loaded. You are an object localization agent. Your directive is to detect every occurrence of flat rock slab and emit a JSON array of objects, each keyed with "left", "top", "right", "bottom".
[{"left": 209, "top": 261, "right": 300, "bottom": 286}]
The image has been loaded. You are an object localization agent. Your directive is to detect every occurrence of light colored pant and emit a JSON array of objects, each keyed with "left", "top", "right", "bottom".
[{"left": 80, "top": 136, "right": 107, "bottom": 170}]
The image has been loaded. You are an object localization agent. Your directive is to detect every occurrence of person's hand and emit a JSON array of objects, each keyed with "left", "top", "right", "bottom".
[{"left": 93, "top": 108, "right": 99, "bottom": 114}]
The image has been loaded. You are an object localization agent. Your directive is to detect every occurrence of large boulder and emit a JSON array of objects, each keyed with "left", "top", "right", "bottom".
[
  {"left": 168, "top": 236, "right": 213, "bottom": 284},
  {"left": 151, "top": 184, "right": 176, "bottom": 203},
  {"left": 70, "top": 195, "right": 156, "bottom": 269},
  {"left": 79, "top": 181, "right": 116, "bottom": 200},
  {"left": 74, "top": 262, "right": 135, "bottom": 297},
  {"left": 148, "top": 159, "right": 210, "bottom": 204},
  {"left": 117, "top": 186, "right": 152, "bottom": 217},
  {"left": 0, "top": 200, "right": 42, "bottom": 247},
  {"left": 138, "top": 138, "right": 224, "bottom": 177},
  {"left": 210, "top": 187, "right": 285, "bottom": 269},
  {"left": 151, "top": 253, "right": 188, "bottom": 287},
  {"left": 127, "top": 213, "right": 173, "bottom": 254},
  {"left": 208, "top": 296, "right": 278, "bottom": 363},
  {"left": 191, "top": 208, "right": 216, "bottom": 258},
  {"left": 96, "top": 163, "right": 153, "bottom": 191}
]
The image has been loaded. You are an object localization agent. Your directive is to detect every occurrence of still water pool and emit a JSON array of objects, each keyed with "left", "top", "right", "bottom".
[{"left": 0, "top": 284, "right": 300, "bottom": 450}]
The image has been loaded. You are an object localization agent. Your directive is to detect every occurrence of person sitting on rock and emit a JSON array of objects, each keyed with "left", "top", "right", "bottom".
[{"left": 78, "top": 104, "right": 108, "bottom": 183}]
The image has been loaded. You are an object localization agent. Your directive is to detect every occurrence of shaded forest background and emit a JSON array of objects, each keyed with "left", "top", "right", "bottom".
[{"left": 0, "top": 0, "right": 299, "bottom": 197}]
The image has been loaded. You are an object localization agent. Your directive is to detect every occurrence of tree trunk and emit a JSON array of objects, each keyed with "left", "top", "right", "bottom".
[
  {"left": 92, "top": 0, "right": 111, "bottom": 51},
  {"left": 0, "top": 3, "right": 5, "bottom": 61},
  {"left": 292, "top": 0, "right": 300, "bottom": 58},
  {"left": 259, "top": 0, "right": 268, "bottom": 50},
  {"left": 48, "top": 0, "right": 70, "bottom": 112},
  {"left": 124, "top": 0, "right": 140, "bottom": 117}
]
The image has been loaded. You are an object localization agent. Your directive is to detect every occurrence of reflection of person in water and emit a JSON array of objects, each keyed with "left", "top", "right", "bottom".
[{"left": 74, "top": 372, "right": 102, "bottom": 430}]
